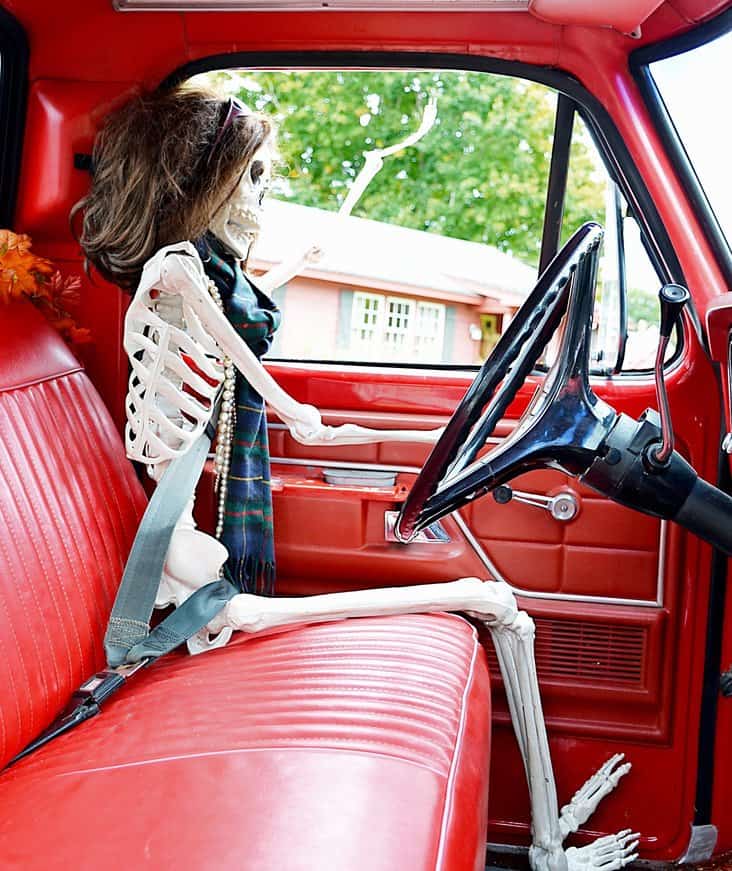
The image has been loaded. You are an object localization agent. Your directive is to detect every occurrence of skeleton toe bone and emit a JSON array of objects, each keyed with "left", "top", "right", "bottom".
[
  {"left": 565, "top": 830, "right": 639, "bottom": 871},
  {"left": 560, "top": 754, "right": 632, "bottom": 838}
]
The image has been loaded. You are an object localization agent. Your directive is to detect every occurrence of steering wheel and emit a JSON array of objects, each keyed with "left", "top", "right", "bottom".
[{"left": 396, "top": 222, "right": 612, "bottom": 542}]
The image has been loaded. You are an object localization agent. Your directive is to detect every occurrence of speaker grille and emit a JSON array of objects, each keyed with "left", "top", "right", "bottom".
[{"left": 488, "top": 617, "right": 647, "bottom": 687}]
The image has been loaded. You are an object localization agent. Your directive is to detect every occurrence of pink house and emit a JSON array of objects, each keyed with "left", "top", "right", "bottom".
[{"left": 252, "top": 200, "right": 537, "bottom": 365}]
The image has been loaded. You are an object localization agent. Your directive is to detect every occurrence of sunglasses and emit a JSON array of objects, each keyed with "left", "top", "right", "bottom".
[{"left": 206, "top": 97, "right": 248, "bottom": 167}]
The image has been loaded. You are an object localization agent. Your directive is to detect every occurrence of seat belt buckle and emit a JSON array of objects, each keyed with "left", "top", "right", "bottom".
[
  {"left": 6, "top": 659, "right": 150, "bottom": 768},
  {"left": 72, "top": 659, "right": 148, "bottom": 707}
]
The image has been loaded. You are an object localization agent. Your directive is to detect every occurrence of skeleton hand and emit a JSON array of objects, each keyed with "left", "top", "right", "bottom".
[
  {"left": 288, "top": 402, "right": 325, "bottom": 443},
  {"left": 304, "top": 244, "right": 324, "bottom": 264},
  {"left": 565, "top": 830, "right": 639, "bottom": 871},
  {"left": 559, "top": 754, "right": 632, "bottom": 837}
]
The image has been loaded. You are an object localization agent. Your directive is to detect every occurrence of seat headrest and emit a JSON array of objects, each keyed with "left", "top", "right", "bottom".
[{"left": 0, "top": 300, "right": 82, "bottom": 393}]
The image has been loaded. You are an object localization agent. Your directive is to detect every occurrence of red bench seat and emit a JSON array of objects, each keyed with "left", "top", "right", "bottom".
[{"left": 0, "top": 301, "right": 491, "bottom": 870}]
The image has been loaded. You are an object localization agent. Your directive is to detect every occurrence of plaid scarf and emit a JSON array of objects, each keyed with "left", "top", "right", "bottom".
[{"left": 196, "top": 234, "right": 281, "bottom": 595}]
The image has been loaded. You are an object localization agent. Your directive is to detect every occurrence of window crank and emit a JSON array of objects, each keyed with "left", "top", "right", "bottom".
[
  {"left": 648, "top": 284, "right": 690, "bottom": 465},
  {"left": 492, "top": 484, "right": 579, "bottom": 522}
]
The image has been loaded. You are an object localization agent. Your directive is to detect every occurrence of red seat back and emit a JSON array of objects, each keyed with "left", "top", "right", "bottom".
[{"left": 0, "top": 301, "right": 145, "bottom": 766}]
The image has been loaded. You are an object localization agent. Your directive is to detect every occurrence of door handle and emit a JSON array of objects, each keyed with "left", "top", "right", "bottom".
[
  {"left": 384, "top": 510, "right": 451, "bottom": 543},
  {"left": 493, "top": 485, "right": 579, "bottom": 522}
]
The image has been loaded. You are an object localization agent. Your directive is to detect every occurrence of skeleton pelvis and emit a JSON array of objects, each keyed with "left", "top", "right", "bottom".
[{"left": 158, "top": 526, "right": 229, "bottom": 609}]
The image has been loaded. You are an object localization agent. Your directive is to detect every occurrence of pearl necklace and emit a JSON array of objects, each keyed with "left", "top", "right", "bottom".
[{"left": 206, "top": 277, "right": 237, "bottom": 540}]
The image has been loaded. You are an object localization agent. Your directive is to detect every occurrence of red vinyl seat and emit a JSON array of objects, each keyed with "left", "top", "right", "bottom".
[{"left": 0, "top": 301, "right": 491, "bottom": 870}]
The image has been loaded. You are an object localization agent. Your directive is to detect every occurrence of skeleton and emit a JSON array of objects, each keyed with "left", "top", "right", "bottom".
[{"left": 123, "top": 118, "right": 639, "bottom": 871}]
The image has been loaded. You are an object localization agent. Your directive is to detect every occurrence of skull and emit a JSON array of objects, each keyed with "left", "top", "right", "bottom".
[{"left": 209, "top": 141, "right": 273, "bottom": 259}]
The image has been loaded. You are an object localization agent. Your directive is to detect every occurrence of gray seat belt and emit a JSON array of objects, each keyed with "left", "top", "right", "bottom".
[
  {"left": 105, "top": 428, "right": 236, "bottom": 667},
  {"left": 8, "top": 427, "right": 238, "bottom": 766}
]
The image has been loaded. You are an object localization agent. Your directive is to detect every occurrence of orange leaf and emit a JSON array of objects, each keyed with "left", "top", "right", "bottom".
[
  {"left": 59, "top": 274, "right": 82, "bottom": 308},
  {"left": 0, "top": 231, "right": 92, "bottom": 347},
  {"left": 0, "top": 230, "right": 32, "bottom": 256}
]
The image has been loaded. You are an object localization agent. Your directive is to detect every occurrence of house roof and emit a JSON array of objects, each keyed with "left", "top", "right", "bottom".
[{"left": 252, "top": 199, "right": 538, "bottom": 307}]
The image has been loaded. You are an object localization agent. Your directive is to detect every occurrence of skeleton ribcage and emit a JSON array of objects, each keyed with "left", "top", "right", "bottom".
[{"left": 124, "top": 287, "right": 225, "bottom": 465}]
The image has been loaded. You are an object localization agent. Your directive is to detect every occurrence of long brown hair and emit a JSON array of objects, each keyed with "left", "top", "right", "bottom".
[{"left": 71, "top": 85, "right": 273, "bottom": 290}]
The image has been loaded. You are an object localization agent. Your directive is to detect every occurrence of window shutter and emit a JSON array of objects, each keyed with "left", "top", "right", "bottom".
[
  {"left": 443, "top": 305, "right": 457, "bottom": 363},
  {"left": 337, "top": 290, "right": 355, "bottom": 349}
]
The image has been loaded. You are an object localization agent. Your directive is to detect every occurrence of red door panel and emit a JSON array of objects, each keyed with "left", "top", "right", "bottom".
[
  {"left": 263, "top": 405, "right": 666, "bottom": 604},
  {"left": 465, "top": 468, "right": 662, "bottom": 601}
]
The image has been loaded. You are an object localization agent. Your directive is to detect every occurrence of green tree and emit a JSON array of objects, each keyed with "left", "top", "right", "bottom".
[
  {"left": 204, "top": 69, "right": 604, "bottom": 266},
  {"left": 627, "top": 286, "right": 659, "bottom": 326}
]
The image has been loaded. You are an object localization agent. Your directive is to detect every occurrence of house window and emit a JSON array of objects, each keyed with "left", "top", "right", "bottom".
[
  {"left": 415, "top": 302, "right": 445, "bottom": 360},
  {"left": 351, "top": 292, "right": 382, "bottom": 346},
  {"left": 384, "top": 297, "right": 413, "bottom": 356},
  {"left": 349, "top": 292, "right": 445, "bottom": 362}
]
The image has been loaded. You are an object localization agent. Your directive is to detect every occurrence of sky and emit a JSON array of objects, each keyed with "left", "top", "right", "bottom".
[{"left": 650, "top": 28, "right": 732, "bottom": 248}]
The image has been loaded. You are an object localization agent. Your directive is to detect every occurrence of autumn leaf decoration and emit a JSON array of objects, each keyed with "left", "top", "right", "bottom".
[{"left": 0, "top": 230, "right": 91, "bottom": 346}]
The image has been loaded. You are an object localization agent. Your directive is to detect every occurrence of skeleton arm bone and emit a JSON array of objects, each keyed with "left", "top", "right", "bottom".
[
  {"left": 161, "top": 249, "right": 443, "bottom": 446},
  {"left": 255, "top": 243, "right": 323, "bottom": 294}
]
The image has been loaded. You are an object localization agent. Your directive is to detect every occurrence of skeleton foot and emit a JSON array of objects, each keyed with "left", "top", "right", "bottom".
[
  {"left": 565, "top": 830, "right": 639, "bottom": 871},
  {"left": 560, "top": 754, "right": 632, "bottom": 837}
]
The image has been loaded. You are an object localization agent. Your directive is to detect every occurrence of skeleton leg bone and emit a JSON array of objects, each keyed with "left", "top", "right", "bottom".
[
  {"left": 205, "top": 578, "right": 637, "bottom": 871},
  {"left": 489, "top": 614, "right": 565, "bottom": 871},
  {"left": 209, "top": 576, "right": 514, "bottom": 636},
  {"left": 487, "top": 615, "right": 636, "bottom": 871}
]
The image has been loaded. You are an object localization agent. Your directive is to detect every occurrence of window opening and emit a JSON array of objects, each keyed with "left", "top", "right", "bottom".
[
  {"left": 384, "top": 297, "right": 413, "bottom": 356},
  {"left": 649, "top": 28, "right": 732, "bottom": 252},
  {"left": 189, "top": 67, "right": 669, "bottom": 372},
  {"left": 349, "top": 291, "right": 445, "bottom": 361},
  {"left": 561, "top": 113, "right": 669, "bottom": 372},
  {"left": 415, "top": 302, "right": 446, "bottom": 359}
]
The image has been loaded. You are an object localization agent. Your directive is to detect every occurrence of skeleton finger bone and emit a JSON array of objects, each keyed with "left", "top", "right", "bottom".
[{"left": 255, "top": 241, "right": 325, "bottom": 293}]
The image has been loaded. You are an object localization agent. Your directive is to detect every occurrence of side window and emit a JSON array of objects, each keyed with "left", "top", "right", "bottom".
[
  {"left": 562, "top": 114, "right": 666, "bottom": 372},
  {"left": 195, "top": 69, "right": 655, "bottom": 369}
]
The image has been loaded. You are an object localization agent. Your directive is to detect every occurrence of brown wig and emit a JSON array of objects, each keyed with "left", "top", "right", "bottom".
[{"left": 71, "top": 85, "right": 273, "bottom": 290}]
